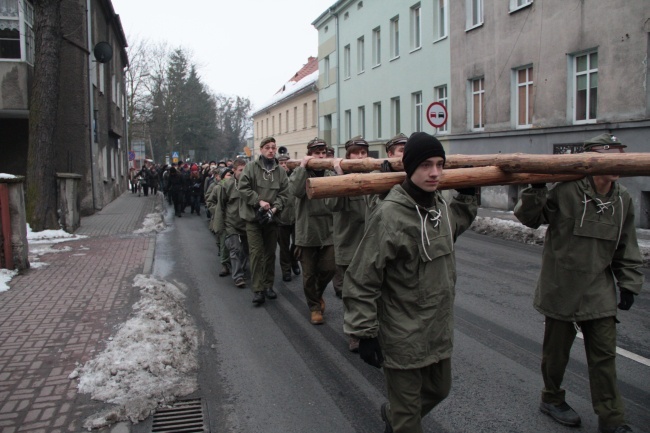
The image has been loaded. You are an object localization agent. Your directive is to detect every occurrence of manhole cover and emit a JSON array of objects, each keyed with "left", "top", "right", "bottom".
[{"left": 151, "top": 399, "right": 206, "bottom": 432}]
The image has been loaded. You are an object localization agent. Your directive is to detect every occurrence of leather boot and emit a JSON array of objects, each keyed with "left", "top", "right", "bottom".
[{"left": 310, "top": 310, "right": 324, "bottom": 325}]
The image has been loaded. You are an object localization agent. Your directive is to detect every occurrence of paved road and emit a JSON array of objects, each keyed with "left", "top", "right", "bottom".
[{"left": 142, "top": 204, "right": 650, "bottom": 433}]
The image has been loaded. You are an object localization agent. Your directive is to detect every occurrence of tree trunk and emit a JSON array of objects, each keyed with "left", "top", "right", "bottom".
[
  {"left": 26, "top": 0, "right": 62, "bottom": 231},
  {"left": 305, "top": 167, "right": 583, "bottom": 199}
]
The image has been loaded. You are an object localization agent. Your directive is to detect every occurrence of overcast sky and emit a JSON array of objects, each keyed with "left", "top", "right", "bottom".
[{"left": 110, "top": 0, "right": 334, "bottom": 111}]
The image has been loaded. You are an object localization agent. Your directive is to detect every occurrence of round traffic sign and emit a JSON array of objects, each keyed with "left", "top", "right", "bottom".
[{"left": 426, "top": 102, "right": 448, "bottom": 129}]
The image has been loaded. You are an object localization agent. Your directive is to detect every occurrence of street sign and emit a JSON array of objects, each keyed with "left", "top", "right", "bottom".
[
  {"left": 128, "top": 151, "right": 135, "bottom": 161},
  {"left": 172, "top": 151, "right": 179, "bottom": 164},
  {"left": 426, "top": 102, "right": 448, "bottom": 129}
]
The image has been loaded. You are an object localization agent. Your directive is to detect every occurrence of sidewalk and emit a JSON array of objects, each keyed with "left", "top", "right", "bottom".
[{"left": 0, "top": 191, "right": 161, "bottom": 433}]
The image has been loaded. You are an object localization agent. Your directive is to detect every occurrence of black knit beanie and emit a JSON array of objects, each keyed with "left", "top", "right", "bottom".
[{"left": 402, "top": 132, "right": 446, "bottom": 177}]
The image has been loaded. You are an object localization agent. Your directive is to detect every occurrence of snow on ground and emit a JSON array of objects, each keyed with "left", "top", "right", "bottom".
[
  {"left": 0, "top": 269, "right": 18, "bottom": 292},
  {"left": 133, "top": 212, "right": 166, "bottom": 234},
  {"left": 72, "top": 275, "right": 198, "bottom": 429},
  {"left": 471, "top": 216, "right": 546, "bottom": 245}
]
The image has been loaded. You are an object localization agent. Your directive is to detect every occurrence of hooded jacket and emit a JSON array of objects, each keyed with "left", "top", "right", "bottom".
[
  {"left": 343, "top": 185, "right": 477, "bottom": 369},
  {"left": 290, "top": 166, "right": 335, "bottom": 247},
  {"left": 238, "top": 157, "right": 289, "bottom": 223},
  {"left": 215, "top": 177, "right": 246, "bottom": 236},
  {"left": 514, "top": 178, "right": 643, "bottom": 321},
  {"left": 326, "top": 195, "right": 370, "bottom": 266}
]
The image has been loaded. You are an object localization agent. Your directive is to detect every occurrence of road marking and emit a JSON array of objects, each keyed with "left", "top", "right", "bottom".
[{"left": 576, "top": 332, "right": 650, "bottom": 367}]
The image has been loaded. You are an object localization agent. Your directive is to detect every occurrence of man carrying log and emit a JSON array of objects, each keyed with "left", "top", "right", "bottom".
[
  {"left": 514, "top": 133, "right": 643, "bottom": 433},
  {"left": 344, "top": 132, "right": 478, "bottom": 433},
  {"left": 380, "top": 133, "right": 407, "bottom": 173}
]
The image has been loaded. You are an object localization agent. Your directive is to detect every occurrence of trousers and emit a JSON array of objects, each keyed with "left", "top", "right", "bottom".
[
  {"left": 246, "top": 222, "right": 278, "bottom": 293},
  {"left": 299, "top": 245, "right": 335, "bottom": 311}
]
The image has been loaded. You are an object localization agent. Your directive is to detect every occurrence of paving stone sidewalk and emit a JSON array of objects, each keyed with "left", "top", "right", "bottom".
[{"left": 0, "top": 191, "right": 162, "bottom": 433}]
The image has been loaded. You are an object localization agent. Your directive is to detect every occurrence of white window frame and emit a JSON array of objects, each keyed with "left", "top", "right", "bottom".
[
  {"left": 345, "top": 110, "right": 352, "bottom": 141},
  {"left": 435, "top": 85, "right": 449, "bottom": 133},
  {"left": 412, "top": 92, "right": 423, "bottom": 132},
  {"left": 285, "top": 109, "right": 289, "bottom": 132},
  {"left": 390, "top": 16, "right": 400, "bottom": 59},
  {"left": 312, "top": 100, "right": 317, "bottom": 126},
  {"left": 410, "top": 3, "right": 422, "bottom": 52},
  {"left": 358, "top": 106, "right": 366, "bottom": 137},
  {"left": 303, "top": 103, "right": 308, "bottom": 129},
  {"left": 514, "top": 66, "right": 534, "bottom": 128},
  {"left": 391, "top": 97, "right": 401, "bottom": 136},
  {"left": 571, "top": 50, "right": 598, "bottom": 124},
  {"left": 0, "top": 0, "right": 33, "bottom": 63},
  {"left": 509, "top": 0, "right": 532, "bottom": 13},
  {"left": 469, "top": 77, "right": 485, "bottom": 131},
  {"left": 372, "top": 27, "right": 381, "bottom": 67},
  {"left": 466, "top": 0, "right": 483, "bottom": 30},
  {"left": 323, "top": 56, "right": 330, "bottom": 87},
  {"left": 344, "top": 44, "right": 351, "bottom": 79},
  {"left": 373, "top": 102, "right": 382, "bottom": 139},
  {"left": 357, "top": 36, "right": 365, "bottom": 73},
  {"left": 433, "top": 0, "right": 448, "bottom": 41}
]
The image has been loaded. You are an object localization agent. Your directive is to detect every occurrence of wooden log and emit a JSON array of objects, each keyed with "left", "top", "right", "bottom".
[
  {"left": 306, "top": 166, "right": 583, "bottom": 199},
  {"left": 286, "top": 153, "right": 650, "bottom": 175}
]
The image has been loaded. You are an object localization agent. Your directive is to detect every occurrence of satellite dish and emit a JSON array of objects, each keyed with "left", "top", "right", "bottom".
[{"left": 93, "top": 42, "right": 113, "bottom": 63}]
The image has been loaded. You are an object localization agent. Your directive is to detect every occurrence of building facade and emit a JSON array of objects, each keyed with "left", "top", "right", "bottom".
[
  {"left": 251, "top": 57, "right": 319, "bottom": 160},
  {"left": 0, "top": 0, "right": 129, "bottom": 216},
  {"left": 313, "top": 0, "right": 650, "bottom": 227},
  {"left": 313, "top": 0, "right": 452, "bottom": 157}
]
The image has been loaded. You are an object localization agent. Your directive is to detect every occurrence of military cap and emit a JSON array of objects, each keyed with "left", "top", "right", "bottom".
[
  {"left": 344, "top": 136, "right": 369, "bottom": 150},
  {"left": 260, "top": 136, "right": 276, "bottom": 147},
  {"left": 385, "top": 133, "right": 408, "bottom": 152},
  {"left": 307, "top": 137, "right": 328, "bottom": 149},
  {"left": 277, "top": 154, "right": 290, "bottom": 161},
  {"left": 583, "top": 133, "right": 626, "bottom": 153}
]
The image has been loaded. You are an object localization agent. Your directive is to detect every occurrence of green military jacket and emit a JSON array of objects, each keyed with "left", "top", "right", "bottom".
[
  {"left": 215, "top": 178, "right": 246, "bottom": 236},
  {"left": 238, "top": 157, "right": 289, "bottom": 223},
  {"left": 276, "top": 171, "right": 296, "bottom": 226},
  {"left": 343, "top": 185, "right": 478, "bottom": 369},
  {"left": 326, "top": 195, "right": 370, "bottom": 266},
  {"left": 290, "top": 166, "right": 334, "bottom": 247},
  {"left": 514, "top": 178, "right": 643, "bottom": 322},
  {"left": 206, "top": 181, "right": 224, "bottom": 233}
]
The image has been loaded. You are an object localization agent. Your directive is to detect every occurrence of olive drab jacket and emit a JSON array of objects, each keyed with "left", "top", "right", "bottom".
[
  {"left": 238, "top": 157, "right": 289, "bottom": 223},
  {"left": 325, "top": 195, "right": 370, "bottom": 266},
  {"left": 205, "top": 181, "right": 223, "bottom": 233},
  {"left": 289, "top": 166, "right": 335, "bottom": 247},
  {"left": 514, "top": 178, "right": 643, "bottom": 322},
  {"left": 215, "top": 177, "right": 246, "bottom": 236},
  {"left": 343, "top": 185, "right": 478, "bottom": 369}
]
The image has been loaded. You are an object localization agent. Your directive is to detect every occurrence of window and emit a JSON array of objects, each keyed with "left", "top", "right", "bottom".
[
  {"left": 466, "top": 0, "right": 483, "bottom": 29},
  {"left": 410, "top": 3, "right": 421, "bottom": 51},
  {"left": 573, "top": 51, "right": 598, "bottom": 123},
  {"left": 312, "top": 100, "right": 317, "bottom": 126},
  {"left": 285, "top": 110, "right": 289, "bottom": 132},
  {"left": 323, "top": 56, "right": 330, "bottom": 87},
  {"left": 357, "top": 36, "right": 365, "bottom": 73},
  {"left": 293, "top": 107, "right": 297, "bottom": 131},
  {"left": 372, "top": 27, "right": 381, "bottom": 66},
  {"left": 391, "top": 97, "right": 401, "bottom": 135},
  {"left": 509, "top": 0, "right": 532, "bottom": 12},
  {"left": 0, "top": 0, "right": 33, "bottom": 62},
  {"left": 390, "top": 16, "right": 400, "bottom": 58},
  {"left": 433, "top": 0, "right": 448, "bottom": 40},
  {"left": 373, "top": 102, "right": 382, "bottom": 139},
  {"left": 303, "top": 103, "right": 308, "bottom": 129},
  {"left": 435, "top": 85, "right": 448, "bottom": 132},
  {"left": 470, "top": 77, "right": 485, "bottom": 130},
  {"left": 99, "top": 64, "right": 105, "bottom": 94},
  {"left": 272, "top": 116, "right": 275, "bottom": 135},
  {"left": 358, "top": 106, "right": 366, "bottom": 137},
  {"left": 515, "top": 66, "right": 534, "bottom": 128},
  {"left": 278, "top": 113, "right": 282, "bottom": 134},
  {"left": 344, "top": 44, "right": 351, "bottom": 78},
  {"left": 345, "top": 110, "right": 352, "bottom": 140},
  {"left": 412, "top": 92, "right": 423, "bottom": 132}
]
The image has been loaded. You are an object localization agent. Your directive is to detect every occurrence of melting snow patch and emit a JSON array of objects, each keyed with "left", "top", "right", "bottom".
[
  {"left": 471, "top": 216, "right": 546, "bottom": 245},
  {"left": 133, "top": 213, "right": 166, "bottom": 234},
  {"left": 0, "top": 269, "right": 18, "bottom": 292},
  {"left": 72, "top": 275, "right": 198, "bottom": 429}
]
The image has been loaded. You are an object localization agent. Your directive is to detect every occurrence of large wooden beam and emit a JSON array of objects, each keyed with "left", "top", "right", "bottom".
[
  {"left": 305, "top": 166, "right": 583, "bottom": 199},
  {"left": 285, "top": 153, "right": 650, "bottom": 175}
]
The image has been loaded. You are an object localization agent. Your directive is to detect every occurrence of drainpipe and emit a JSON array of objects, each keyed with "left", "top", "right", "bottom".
[
  {"left": 86, "top": 0, "right": 98, "bottom": 210},
  {"left": 334, "top": 9, "right": 341, "bottom": 155}
]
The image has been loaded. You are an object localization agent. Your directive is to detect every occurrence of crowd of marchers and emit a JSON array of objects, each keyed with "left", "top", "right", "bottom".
[{"left": 136, "top": 132, "right": 643, "bottom": 433}]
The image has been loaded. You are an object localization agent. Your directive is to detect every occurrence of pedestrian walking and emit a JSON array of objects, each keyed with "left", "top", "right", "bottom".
[
  {"left": 514, "top": 133, "right": 643, "bottom": 433},
  {"left": 343, "top": 132, "right": 478, "bottom": 433},
  {"left": 276, "top": 154, "right": 301, "bottom": 281}
]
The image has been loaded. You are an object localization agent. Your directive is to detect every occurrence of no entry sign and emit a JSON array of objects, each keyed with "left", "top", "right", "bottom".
[{"left": 426, "top": 102, "right": 448, "bottom": 129}]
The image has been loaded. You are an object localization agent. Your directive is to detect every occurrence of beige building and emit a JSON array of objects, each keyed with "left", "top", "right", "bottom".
[{"left": 251, "top": 57, "right": 319, "bottom": 160}]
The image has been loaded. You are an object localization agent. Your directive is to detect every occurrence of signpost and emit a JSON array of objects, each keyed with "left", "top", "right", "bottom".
[
  {"left": 172, "top": 151, "right": 179, "bottom": 164},
  {"left": 426, "top": 102, "right": 448, "bottom": 130}
]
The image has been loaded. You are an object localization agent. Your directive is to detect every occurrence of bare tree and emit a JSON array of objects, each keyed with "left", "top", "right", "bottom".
[{"left": 25, "top": 0, "right": 62, "bottom": 231}]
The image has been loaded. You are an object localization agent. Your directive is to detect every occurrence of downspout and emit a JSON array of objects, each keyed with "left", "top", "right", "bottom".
[
  {"left": 86, "top": 0, "right": 98, "bottom": 209},
  {"left": 334, "top": 9, "right": 341, "bottom": 155}
]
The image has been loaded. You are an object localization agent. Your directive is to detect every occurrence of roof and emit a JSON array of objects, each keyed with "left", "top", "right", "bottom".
[{"left": 252, "top": 56, "right": 319, "bottom": 115}]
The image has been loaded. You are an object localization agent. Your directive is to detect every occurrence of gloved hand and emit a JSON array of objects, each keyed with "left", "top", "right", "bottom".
[
  {"left": 530, "top": 183, "right": 546, "bottom": 189},
  {"left": 255, "top": 207, "right": 274, "bottom": 225},
  {"left": 380, "top": 160, "right": 395, "bottom": 173},
  {"left": 455, "top": 187, "right": 477, "bottom": 196},
  {"left": 358, "top": 337, "right": 384, "bottom": 368},
  {"left": 618, "top": 289, "right": 635, "bottom": 310}
]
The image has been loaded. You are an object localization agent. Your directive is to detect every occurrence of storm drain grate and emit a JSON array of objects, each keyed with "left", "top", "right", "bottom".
[{"left": 151, "top": 398, "right": 206, "bottom": 432}]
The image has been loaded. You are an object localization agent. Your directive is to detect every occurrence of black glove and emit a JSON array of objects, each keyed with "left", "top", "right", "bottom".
[
  {"left": 618, "top": 289, "right": 635, "bottom": 310},
  {"left": 455, "top": 187, "right": 477, "bottom": 196},
  {"left": 358, "top": 337, "right": 384, "bottom": 368},
  {"left": 255, "top": 207, "right": 274, "bottom": 225},
  {"left": 530, "top": 183, "right": 546, "bottom": 189},
  {"left": 380, "top": 160, "right": 395, "bottom": 173}
]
